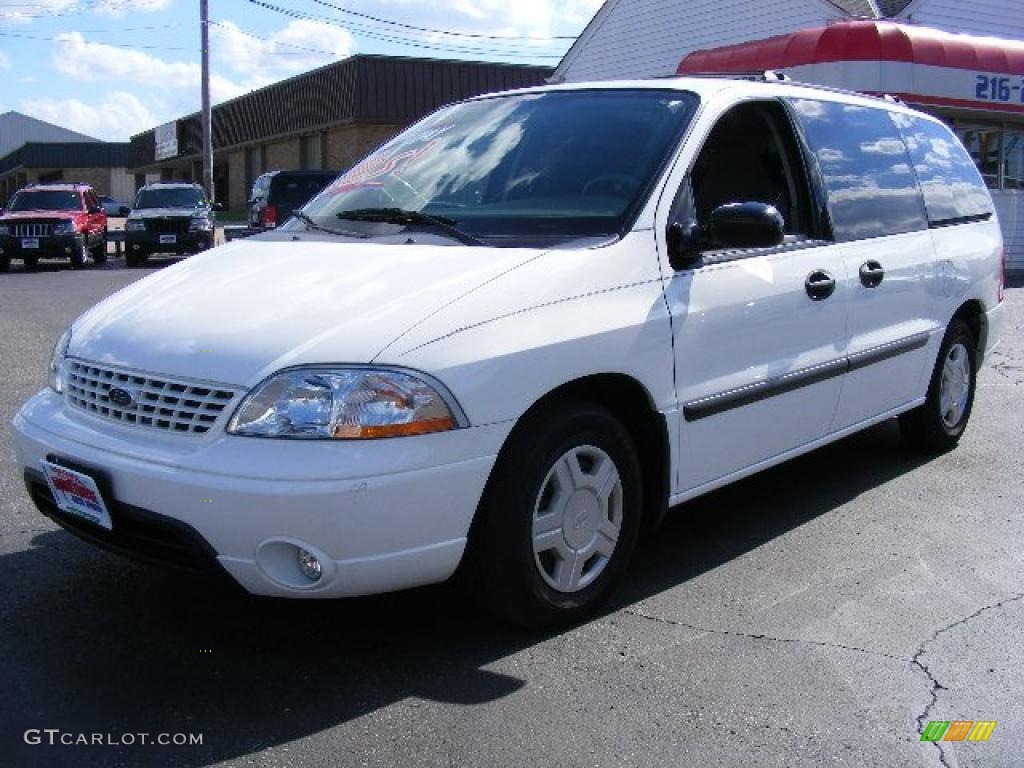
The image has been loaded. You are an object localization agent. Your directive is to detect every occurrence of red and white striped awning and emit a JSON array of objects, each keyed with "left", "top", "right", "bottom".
[{"left": 678, "top": 20, "right": 1024, "bottom": 115}]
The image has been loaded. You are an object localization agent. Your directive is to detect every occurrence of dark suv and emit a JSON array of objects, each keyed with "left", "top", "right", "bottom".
[
  {"left": 0, "top": 183, "right": 108, "bottom": 271},
  {"left": 124, "top": 182, "right": 220, "bottom": 266},
  {"left": 249, "top": 170, "right": 337, "bottom": 230}
]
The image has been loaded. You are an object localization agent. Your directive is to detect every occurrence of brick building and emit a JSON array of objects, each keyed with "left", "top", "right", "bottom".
[{"left": 128, "top": 55, "right": 552, "bottom": 211}]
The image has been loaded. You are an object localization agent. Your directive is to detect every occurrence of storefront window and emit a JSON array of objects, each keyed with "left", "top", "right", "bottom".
[
  {"left": 1003, "top": 132, "right": 1024, "bottom": 190},
  {"left": 957, "top": 126, "right": 1001, "bottom": 190}
]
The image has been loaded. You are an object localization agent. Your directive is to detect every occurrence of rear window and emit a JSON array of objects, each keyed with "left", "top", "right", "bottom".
[
  {"left": 269, "top": 174, "right": 336, "bottom": 207},
  {"left": 890, "top": 113, "right": 993, "bottom": 225},
  {"left": 789, "top": 99, "right": 928, "bottom": 242}
]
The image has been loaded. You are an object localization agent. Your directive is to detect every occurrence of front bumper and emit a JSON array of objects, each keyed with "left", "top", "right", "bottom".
[
  {"left": 124, "top": 228, "right": 212, "bottom": 255},
  {"left": 0, "top": 233, "right": 84, "bottom": 259},
  {"left": 13, "top": 390, "right": 508, "bottom": 598}
]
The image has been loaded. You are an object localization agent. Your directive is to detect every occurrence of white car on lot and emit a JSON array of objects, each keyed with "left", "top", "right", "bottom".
[{"left": 12, "top": 75, "right": 1005, "bottom": 624}]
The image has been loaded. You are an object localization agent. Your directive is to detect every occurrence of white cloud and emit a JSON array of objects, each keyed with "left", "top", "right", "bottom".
[
  {"left": 212, "top": 20, "right": 355, "bottom": 79},
  {"left": 375, "top": 0, "right": 600, "bottom": 42},
  {"left": 0, "top": 50, "right": 9, "bottom": 70},
  {"left": 49, "top": 31, "right": 260, "bottom": 103},
  {"left": 20, "top": 91, "right": 157, "bottom": 140},
  {"left": 0, "top": 0, "right": 167, "bottom": 24}
]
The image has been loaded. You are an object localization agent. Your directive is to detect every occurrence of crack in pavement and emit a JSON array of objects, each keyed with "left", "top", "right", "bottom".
[
  {"left": 622, "top": 605, "right": 910, "bottom": 663},
  {"left": 988, "top": 351, "right": 1024, "bottom": 386},
  {"left": 911, "top": 592, "right": 1024, "bottom": 768},
  {"left": 626, "top": 593, "right": 1024, "bottom": 768}
]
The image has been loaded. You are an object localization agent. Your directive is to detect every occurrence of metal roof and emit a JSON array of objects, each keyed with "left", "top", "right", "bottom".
[
  {"left": 0, "top": 142, "right": 130, "bottom": 176},
  {"left": 0, "top": 111, "right": 99, "bottom": 158},
  {"left": 827, "top": 0, "right": 915, "bottom": 17},
  {"left": 129, "top": 54, "right": 552, "bottom": 170}
]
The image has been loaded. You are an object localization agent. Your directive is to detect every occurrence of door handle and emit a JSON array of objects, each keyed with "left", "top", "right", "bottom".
[
  {"left": 805, "top": 270, "right": 836, "bottom": 301},
  {"left": 859, "top": 260, "right": 885, "bottom": 288}
]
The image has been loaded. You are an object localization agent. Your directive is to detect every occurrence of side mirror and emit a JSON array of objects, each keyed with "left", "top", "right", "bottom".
[
  {"left": 212, "top": 202, "right": 225, "bottom": 212},
  {"left": 708, "top": 202, "right": 785, "bottom": 250},
  {"left": 88, "top": 205, "right": 103, "bottom": 215},
  {"left": 118, "top": 206, "right": 131, "bottom": 217}
]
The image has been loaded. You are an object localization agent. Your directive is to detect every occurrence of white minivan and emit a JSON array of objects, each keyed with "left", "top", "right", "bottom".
[{"left": 13, "top": 76, "right": 1005, "bottom": 625}]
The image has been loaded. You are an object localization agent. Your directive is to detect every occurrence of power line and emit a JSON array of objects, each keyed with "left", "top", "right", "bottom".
[
  {"left": 245, "top": 0, "right": 565, "bottom": 59},
  {"left": 0, "top": 28, "right": 191, "bottom": 50},
  {"left": 307, "top": 0, "right": 577, "bottom": 41}
]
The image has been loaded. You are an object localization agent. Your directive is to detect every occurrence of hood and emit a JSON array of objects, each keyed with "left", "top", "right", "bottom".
[
  {"left": 70, "top": 238, "right": 544, "bottom": 386},
  {"left": 130, "top": 207, "right": 205, "bottom": 219},
  {"left": 1, "top": 210, "right": 79, "bottom": 221}
]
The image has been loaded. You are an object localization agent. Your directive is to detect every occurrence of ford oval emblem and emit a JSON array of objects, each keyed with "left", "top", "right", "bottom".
[{"left": 108, "top": 387, "right": 135, "bottom": 409}]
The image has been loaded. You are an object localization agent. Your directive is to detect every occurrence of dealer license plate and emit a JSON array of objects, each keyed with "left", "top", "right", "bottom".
[
  {"left": 159, "top": 234, "right": 176, "bottom": 244},
  {"left": 40, "top": 460, "right": 113, "bottom": 531},
  {"left": 22, "top": 238, "right": 39, "bottom": 249}
]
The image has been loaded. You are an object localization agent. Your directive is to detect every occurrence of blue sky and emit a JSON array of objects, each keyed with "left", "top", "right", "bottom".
[{"left": 0, "top": 0, "right": 599, "bottom": 140}]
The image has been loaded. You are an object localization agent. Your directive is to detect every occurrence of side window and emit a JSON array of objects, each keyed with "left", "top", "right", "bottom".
[
  {"left": 682, "top": 100, "right": 814, "bottom": 242},
  {"left": 789, "top": 99, "right": 928, "bottom": 242},
  {"left": 85, "top": 189, "right": 99, "bottom": 209},
  {"left": 890, "top": 113, "right": 993, "bottom": 225}
]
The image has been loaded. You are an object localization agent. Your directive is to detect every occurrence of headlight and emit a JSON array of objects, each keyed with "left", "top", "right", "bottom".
[
  {"left": 227, "top": 367, "right": 465, "bottom": 439},
  {"left": 49, "top": 327, "right": 72, "bottom": 394},
  {"left": 52, "top": 221, "right": 78, "bottom": 235},
  {"left": 125, "top": 219, "right": 146, "bottom": 231},
  {"left": 189, "top": 217, "right": 213, "bottom": 231}
]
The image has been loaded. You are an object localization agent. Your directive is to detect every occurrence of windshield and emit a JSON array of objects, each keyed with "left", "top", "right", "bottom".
[
  {"left": 135, "top": 188, "right": 205, "bottom": 209},
  {"left": 8, "top": 190, "right": 82, "bottom": 212},
  {"left": 296, "top": 89, "right": 697, "bottom": 246}
]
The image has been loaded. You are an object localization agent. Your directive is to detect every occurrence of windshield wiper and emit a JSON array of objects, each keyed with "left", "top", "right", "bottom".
[
  {"left": 293, "top": 210, "right": 369, "bottom": 239},
  {"left": 336, "top": 208, "right": 486, "bottom": 247}
]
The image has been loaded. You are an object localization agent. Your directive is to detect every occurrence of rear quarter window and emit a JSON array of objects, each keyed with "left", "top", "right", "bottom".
[
  {"left": 890, "top": 112, "right": 993, "bottom": 225},
  {"left": 788, "top": 98, "right": 928, "bottom": 242}
]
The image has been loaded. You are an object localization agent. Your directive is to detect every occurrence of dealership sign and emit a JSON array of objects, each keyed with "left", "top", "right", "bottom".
[
  {"left": 154, "top": 121, "right": 179, "bottom": 161},
  {"left": 679, "top": 20, "right": 1024, "bottom": 115}
]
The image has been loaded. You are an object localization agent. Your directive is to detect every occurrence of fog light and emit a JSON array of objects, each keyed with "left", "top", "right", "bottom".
[
  {"left": 65, "top": 247, "right": 72, "bottom": 254},
  {"left": 297, "top": 548, "right": 322, "bottom": 581},
  {"left": 132, "top": 244, "right": 140, "bottom": 251}
]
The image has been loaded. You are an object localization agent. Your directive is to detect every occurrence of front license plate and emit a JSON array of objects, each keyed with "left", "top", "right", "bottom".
[
  {"left": 159, "top": 234, "right": 176, "bottom": 244},
  {"left": 40, "top": 460, "right": 113, "bottom": 531},
  {"left": 22, "top": 238, "right": 39, "bottom": 249}
]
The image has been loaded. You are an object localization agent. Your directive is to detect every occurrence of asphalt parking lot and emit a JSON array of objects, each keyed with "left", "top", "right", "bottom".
[{"left": 0, "top": 258, "right": 1021, "bottom": 768}]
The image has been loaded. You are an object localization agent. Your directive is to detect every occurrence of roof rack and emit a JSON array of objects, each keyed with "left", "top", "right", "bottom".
[{"left": 676, "top": 70, "right": 792, "bottom": 82}]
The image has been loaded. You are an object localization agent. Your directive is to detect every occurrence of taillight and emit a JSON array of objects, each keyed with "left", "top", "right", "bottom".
[
  {"left": 261, "top": 205, "right": 277, "bottom": 228},
  {"left": 998, "top": 248, "right": 1005, "bottom": 303}
]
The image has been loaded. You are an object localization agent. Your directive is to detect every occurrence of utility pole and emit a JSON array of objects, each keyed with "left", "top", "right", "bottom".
[{"left": 200, "top": 0, "right": 214, "bottom": 202}]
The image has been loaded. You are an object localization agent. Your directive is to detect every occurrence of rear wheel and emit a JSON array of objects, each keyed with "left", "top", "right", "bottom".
[
  {"left": 463, "top": 399, "right": 643, "bottom": 626},
  {"left": 899, "top": 319, "right": 977, "bottom": 452}
]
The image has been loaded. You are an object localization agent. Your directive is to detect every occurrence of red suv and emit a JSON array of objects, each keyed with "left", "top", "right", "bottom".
[{"left": 0, "top": 183, "right": 109, "bottom": 271}]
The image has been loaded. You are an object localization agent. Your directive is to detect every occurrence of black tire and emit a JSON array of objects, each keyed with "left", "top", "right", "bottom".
[
  {"left": 0, "top": 255, "right": 9, "bottom": 273},
  {"left": 70, "top": 240, "right": 88, "bottom": 269},
  {"left": 91, "top": 234, "right": 107, "bottom": 265},
  {"left": 125, "top": 251, "right": 147, "bottom": 267},
  {"left": 899, "top": 319, "right": 977, "bottom": 452},
  {"left": 462, "top": 398, "right": 644, "bottom": 627}
]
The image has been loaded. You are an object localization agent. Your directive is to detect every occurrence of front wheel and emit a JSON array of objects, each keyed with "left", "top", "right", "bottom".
[
  {"left": 91, "top": 234, "right": 107, "bottom": 264},
  {"left": 462, "top": 399, "right": 643, "bottom": 626},
  {"left": 899, "top": 319, "right": 977, "bottom": 452},
  {"left": 70, "top": 240, "right": 88, "bottom": 269}
]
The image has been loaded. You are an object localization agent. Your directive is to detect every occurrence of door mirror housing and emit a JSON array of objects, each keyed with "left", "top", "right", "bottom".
[
  {"left": 708, "top": 202, "right": 785, "bottom": 250},
  {"left": 118, "top": 206, "right": 131, "bottom": 217},
  {"left": 87, "top": 205, "right": 103, "bottom": 215},
  {"left": 212, "top": 201, "right": 225, "bottom": 212}
]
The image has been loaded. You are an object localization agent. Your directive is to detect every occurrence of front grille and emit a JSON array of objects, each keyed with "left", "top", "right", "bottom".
[
  {"left": 65, "top": 360, "right": 237, "bottom": 435},
  {"left": 13, "top": 222, "right": 53, "bottom": 237},
  {"left": 144, "top": 217, "right": 190, "bottom": 235}
]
